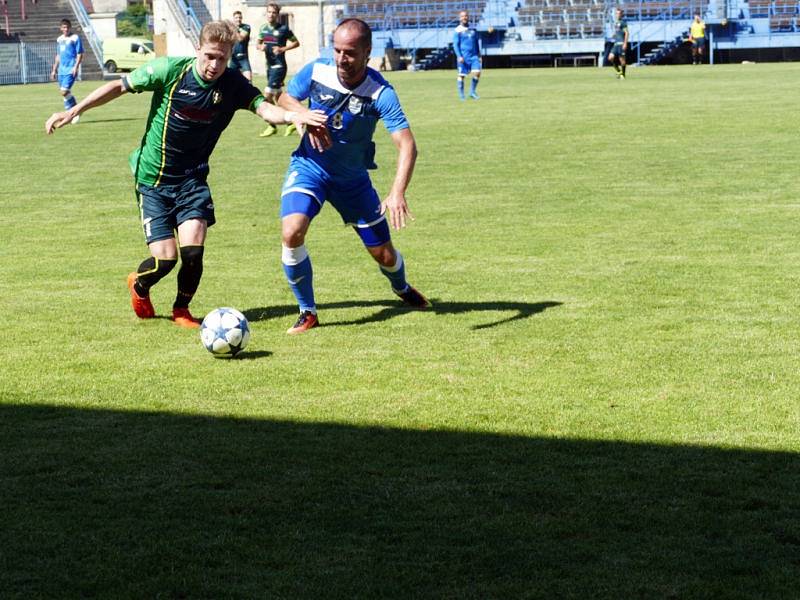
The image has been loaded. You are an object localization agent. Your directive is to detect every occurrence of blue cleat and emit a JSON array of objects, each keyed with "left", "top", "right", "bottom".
[{"left": 470, "top": 92, "right": 480, "bottom": 100}]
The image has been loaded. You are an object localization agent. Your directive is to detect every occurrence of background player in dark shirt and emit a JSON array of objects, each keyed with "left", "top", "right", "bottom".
[
  {"left": 257, "top": 2, "right": 300, "bottom": 137},
  {"left": 230, "top": 11, "right": 252, "bottom": 82},
  {"left": 608, "top": 7, "right": 629, "bottom": 79}
]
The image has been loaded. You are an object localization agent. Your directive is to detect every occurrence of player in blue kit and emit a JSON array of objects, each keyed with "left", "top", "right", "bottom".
[
  {"left": 50, "top": 19, "right": 84, "bottom": 123},
  {"left": 453, "top": 10, "right": 481, "bottom": 100},
  {"left": 276, "top": 18, "right": 430, "bottom": 335}
]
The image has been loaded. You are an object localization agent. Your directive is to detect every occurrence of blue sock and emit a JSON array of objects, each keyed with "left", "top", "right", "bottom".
[
  {"left": 457, "top": 79, "right": 465, "bottom": 99},
  {"left": 470, "top": 78, "right": 479, "bottom": 95},
  {"left": 380, "top": 252, "right": 408, "bottom": 293},
  {"left": 63, "top": 94, "right": 76, "bottom": 110},
  {"left": 282, "top": 245, "right": 316, "bottom": 313}
]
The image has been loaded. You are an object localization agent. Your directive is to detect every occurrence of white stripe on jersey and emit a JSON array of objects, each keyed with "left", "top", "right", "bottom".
[{"left": 311, "top": 62, "right": 385, "bottom": 100}]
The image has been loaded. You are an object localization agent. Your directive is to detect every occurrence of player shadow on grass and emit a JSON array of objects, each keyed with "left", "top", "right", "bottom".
[
  {"left": 244, "top": 299, "right": 561, "bottom": 330},
  {"left": 4, "top": 404, "right": 800, "bottom": 597}
]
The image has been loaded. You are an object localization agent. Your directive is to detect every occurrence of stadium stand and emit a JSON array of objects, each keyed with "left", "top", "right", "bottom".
[
  {"left": 770, "top": 0, "right": 799, "bottom": 31},
  {"left": 345, "top": 0, "right": 487, "bottom": 29},
  {"left": 0, "top": 0, "right": 102, "bottom": 78},
  {"left": 518, "top": 0, "right": 604, "bottom": 39}
]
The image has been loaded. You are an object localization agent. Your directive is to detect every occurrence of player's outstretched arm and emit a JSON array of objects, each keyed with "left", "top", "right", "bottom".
[
  {"left": 277, "top": 93, "right": 332, "bottom": 151},
  {"left": 381, "top": 127, "right": 418, "bottom": 230},
  {"left": 256, "top": 98, "right": 329, "bottom": 142},
  {"left": 45, "top": 79, "right": 127, "bottom": 134}
]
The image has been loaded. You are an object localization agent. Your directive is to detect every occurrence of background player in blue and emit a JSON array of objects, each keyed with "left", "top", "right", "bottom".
[
  {"left": 50, "top": 19, "right": 83, "bottom": 124},
  {"left": 276, "top": 18, "right": 431, "bottom": 335},
  {"left": 453, "top": 10, "right": 481, "bottom": 100}
]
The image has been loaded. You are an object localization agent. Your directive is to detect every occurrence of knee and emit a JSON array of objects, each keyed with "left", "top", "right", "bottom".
[
  {"left": 371, "top": 244, "right": 396, "bottom": 267},
  {"left": 282, "top": 225, "right": 306, "bottom": 248},
  {"left": 180, "top": 245, "right": 204, "bottom": 267}
]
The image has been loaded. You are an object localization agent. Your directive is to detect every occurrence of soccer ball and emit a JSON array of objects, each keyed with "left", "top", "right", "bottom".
[{"left": 200, "top": 307, "right": 250, "bottom": 358}]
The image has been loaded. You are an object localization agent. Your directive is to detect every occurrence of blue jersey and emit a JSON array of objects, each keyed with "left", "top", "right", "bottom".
[
  {"left": 453, "top": 25, "right": 480, "bottom": 60},
  {"left": 287, "top": 58, "right": 409, "bottom": 180},
  {"left": 57, "top": 33, "right": 83, "bottom": 75}
]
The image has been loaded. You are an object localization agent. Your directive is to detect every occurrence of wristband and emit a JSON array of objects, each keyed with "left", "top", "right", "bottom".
[{"left": 283, "top": 110, "right": 297, "bottom": 124}]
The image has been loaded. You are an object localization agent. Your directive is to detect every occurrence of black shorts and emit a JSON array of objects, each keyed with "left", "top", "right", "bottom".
[
  {"left": 136, "top": 178, "right": 215, "bottom": 244},
  {"left": 267, "top": 65, "right": 287, "bottom": 90},
  {"left": 229, "top": 54, "right": 251, "bottom": 72}
]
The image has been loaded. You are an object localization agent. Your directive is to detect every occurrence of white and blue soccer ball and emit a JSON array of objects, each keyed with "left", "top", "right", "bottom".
[{"left": 200, "top": 307, "right": 250, "bottom": 358}]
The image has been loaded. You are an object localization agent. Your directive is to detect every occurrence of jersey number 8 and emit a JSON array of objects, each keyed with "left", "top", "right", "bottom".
[{"left": 331, "top": 112, "right": 344, "bottom": 130}]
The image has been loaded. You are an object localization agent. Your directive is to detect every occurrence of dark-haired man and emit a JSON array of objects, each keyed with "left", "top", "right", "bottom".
[{"left": 276, "top": 18, "right": 430, "bottom": 334}]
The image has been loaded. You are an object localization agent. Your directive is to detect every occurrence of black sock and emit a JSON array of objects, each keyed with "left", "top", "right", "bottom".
[
  {"left": 174, "top": 245, "right": 204, "bottom": 309},
  {"left": 134, "top": 256, "right": 177, "bottom": 296},
  {"left": 621, "top": 63, "right": 626, "bottom": 76}
]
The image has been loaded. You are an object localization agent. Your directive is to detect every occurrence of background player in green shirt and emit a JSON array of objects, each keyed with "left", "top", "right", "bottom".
[
  {"left": 608, "top": 7, "right": 629, "bottom": 79},
  {"left": 45, "top": 20, "right": 328, "bottom": 328},
  {"left": 257, "top": 2, "right": 300, "bottom": 137}
]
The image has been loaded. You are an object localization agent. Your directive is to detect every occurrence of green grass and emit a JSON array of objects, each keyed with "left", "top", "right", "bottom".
[{"left": 2, "top": 63, "right": 800, "bottom": 598}]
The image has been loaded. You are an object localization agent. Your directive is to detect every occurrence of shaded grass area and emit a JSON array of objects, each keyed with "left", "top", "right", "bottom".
[
  {"left": 3, "top": 64, "right": 800, "bottom": 596},
  {"left": 2, "top": 404, "right": 800, "bottom": 598}
]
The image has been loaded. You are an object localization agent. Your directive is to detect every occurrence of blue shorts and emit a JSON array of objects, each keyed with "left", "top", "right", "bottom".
[
  {"left": 136, "top": 177, "right": 215, "bottom": 244},
  {"left": 280, "top": 156, "right": 390, "bottom": 246},
  {"left": 229, "top": 54, "right": 251, "bottom": 73},
  {"left": 58, "top": 73, "right": 76, "bottom": 91},
  {"left": 457, "top": 56, "right": 481, "bottom": 76}
]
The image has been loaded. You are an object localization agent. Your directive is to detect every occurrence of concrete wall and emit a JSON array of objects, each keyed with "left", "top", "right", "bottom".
[
  {"left": 91, "top": 0, "right": 127, "bottom": 13},
  {"left": 152, "top": 0, "right": 342, "bottom": 75},
  {"left": 223, "top": 1, "right": 342, "bottom": 76},
  {"left": 90, "top": 13, "right": 118, "bottom": 40}
]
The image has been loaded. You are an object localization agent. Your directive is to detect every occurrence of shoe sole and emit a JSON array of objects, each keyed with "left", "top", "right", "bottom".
[
  {"left": 286, "top": 319, "right": 318, "bottom": 335},
  {"left": 173, "top": 318, "right": 201, "bottom": 329}
]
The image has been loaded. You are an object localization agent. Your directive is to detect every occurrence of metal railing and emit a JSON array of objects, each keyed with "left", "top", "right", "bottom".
[
  {"left": 0, "top": 41, "right": 55, "bottom": 84},
  {"left": 164, "top": 0, "right": 201, "bottom": 46},
  {"left": 65, "top": 0, "right": 103, "bottom": 69}
]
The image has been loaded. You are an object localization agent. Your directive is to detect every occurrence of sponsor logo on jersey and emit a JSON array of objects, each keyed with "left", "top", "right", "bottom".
[{"left": 212, "top": 90, "right": 222, "bottom": 104}]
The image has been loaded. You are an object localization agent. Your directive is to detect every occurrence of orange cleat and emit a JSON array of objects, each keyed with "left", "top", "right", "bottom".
[
  {"left": 172, "top": 307, "right": 201, "bottom": 329},
  {"left": 127, "top": 272, "right": 155, "bottom": 319},
  {"left": 286, "top": 310, "right": 319, "bottom": 335}
]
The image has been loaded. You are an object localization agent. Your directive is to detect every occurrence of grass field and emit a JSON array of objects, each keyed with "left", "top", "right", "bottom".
[{"left": 2, "top": 63, "right": 800, "bottom": 598}]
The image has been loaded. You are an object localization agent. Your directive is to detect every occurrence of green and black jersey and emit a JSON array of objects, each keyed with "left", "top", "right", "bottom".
[
  {"left": 258, "top": 23, "right": 297, "bottom": 69},
  {"left": 613, "top": 18, "right": 628, "bottom": 44},
  {"left": 233, "top": 24, "right": 251, "bottom": 58},
  {"left": 123, "top": 57, "right": 264, "bottom": 186}
]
